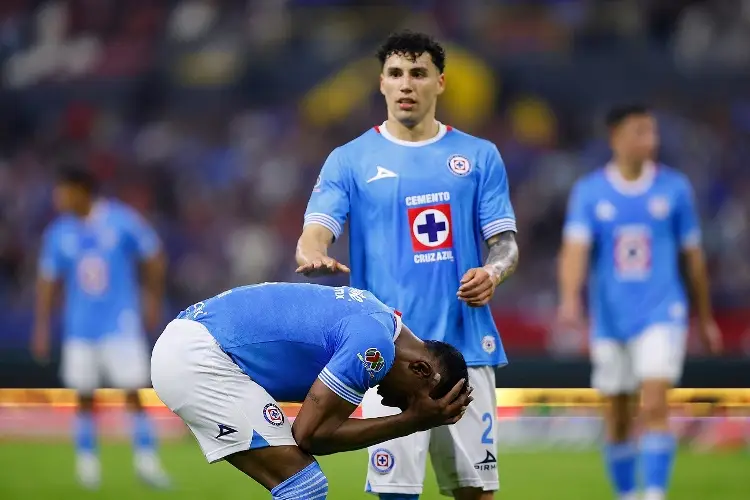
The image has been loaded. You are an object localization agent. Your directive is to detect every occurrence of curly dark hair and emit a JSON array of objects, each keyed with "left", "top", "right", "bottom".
[
  {"left": 376, "top": 30, "right": 446, "bottom": 73},
  {"left": 605, "top": 103, "right": 651, "bottom": 129},
  {"left": 424, "top": 340, "right": 469, "bottom": 400}
]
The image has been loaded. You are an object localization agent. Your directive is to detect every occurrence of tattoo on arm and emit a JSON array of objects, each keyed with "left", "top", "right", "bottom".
[
  {"left": 484, "top": 231, "right": 519, "bottom": 286},
  {"left": 307, "top": 392, "right": 322, "bottom": 405}
]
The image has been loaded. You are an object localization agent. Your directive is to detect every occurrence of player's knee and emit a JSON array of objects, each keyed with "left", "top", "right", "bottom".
[
  {"left": 640, "top": 393, "right": 669, "bottom": 425},
  {"left": 271, "top": 461, "right": 328, "bottom": 499},
  {"left": 78, "top": 394, "right": 96, "bottom": 411}
]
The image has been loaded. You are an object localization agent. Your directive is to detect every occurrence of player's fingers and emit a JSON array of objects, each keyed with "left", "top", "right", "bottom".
[
  {"left": 459, "top": 282, "right": 493, "bottom": 301},
  {"left": 439, "top": 378, "right": 466, "bottom": 405},
  {"left": 459, "top": 268, "right": 476, "bottom": 284},
  {"left": 458, "top": 273, "right": 485, "bottom": 292},
  {"left": 428, "top": 372, "right": 441, "bottom": 391},
  {"left": 335, "top": 262, "right": 350, "bottom": 273}
]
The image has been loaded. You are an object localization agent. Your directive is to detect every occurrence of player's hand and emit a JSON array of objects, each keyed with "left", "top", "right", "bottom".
[
  {"left": 31, "top": 326, "right": 51, "bottom": 365},
  {"left": 295, "top": 256, "right": 350, "bottom": 277},
  {"left": 457, "top": 267, "right": 497, "bottom": 307},
  {"left": 556, "top": 299, "right": 585, "bottom": 331},
  {"left": 404, "top": 375, "right": 473, "bottom": 431},
  {"left": 697, "top": 318, "right": 723, "bottom": 355}
]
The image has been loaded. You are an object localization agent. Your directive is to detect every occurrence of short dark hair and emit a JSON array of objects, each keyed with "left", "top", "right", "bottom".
[
  {"left": 605, "top": 104, "right": 651, "bottom": 129},
  {"left": 56, "top": 165, "right": 98, "bottom": 194},
  {"left": 376, "top": 31, "right": 446, "bottom": 73},
  {"left": 424, "top": 340, "right": 469, "bottom": 400}
]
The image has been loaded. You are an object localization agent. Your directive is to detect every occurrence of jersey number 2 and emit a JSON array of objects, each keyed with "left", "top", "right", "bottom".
[{"left": 481, "top": 412, "right": 494, "bottom": 444}]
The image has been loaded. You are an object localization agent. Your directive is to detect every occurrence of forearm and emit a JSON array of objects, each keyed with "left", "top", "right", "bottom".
[
  {"left": 294, "top": 413, "right": 416, "bottom": 456},
  {"left": 558, "top": 242, "right": 588, "bottom": 303},
  {"left": 684, "top": 250, "right": 713, "bottom": 321},
  {"left": 482, "top": 232, "right": 519, "bottom": 286},
  {"left": 34, "top": 278, "right": 55, "bottom": 330},
  {"left": 142, "top": 255, "right": 166, "bottom": 305}
]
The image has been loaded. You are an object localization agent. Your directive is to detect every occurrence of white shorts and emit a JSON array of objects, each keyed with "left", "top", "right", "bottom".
[
  {"left": 150, "top": 318, "right": 296, "bottom": 463},
  {"left": 61, "top": 334, "right": 150, "bottom": 394},
  {"left": 591, "top": 323, "right": 687, "bottom": 396},
  {"left": 362, "top": 366, "right": 498, "bottom": 497}
]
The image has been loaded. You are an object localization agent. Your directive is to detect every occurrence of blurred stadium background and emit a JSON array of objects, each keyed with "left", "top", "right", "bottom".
[{"left": 0, "top": 0, "right": 749, "bottom": 498}]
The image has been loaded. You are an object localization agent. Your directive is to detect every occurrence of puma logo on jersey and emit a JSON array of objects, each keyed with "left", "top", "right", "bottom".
[{"left": 367, "top": 166, "right": 398, "bottom": 183}]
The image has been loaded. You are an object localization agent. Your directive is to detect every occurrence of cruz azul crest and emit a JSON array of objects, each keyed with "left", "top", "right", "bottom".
[{"left": 358, "top": 347, "right": 385, "bottom": 378}]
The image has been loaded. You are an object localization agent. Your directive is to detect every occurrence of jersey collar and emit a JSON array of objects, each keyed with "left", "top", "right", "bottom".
[
  {"left": 378, "top": 120, "right": 447, "bottom": 147},
  {"left": 605, "top": 161, "right": 656, "bottom": 196},
  {"left": 393, "top": 310, "right": 403, "bottom": 340}
]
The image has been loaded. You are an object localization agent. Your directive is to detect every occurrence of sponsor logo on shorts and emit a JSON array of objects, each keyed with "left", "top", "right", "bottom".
[
  {"left": 370, "top": 448, "right": 395, "bottom": 474},
  {"left": 474, "top": 450, "right": 497, "bottom": 472},
  {"left": 215, "top": 423, "right": 238, "bottom": 439},
  {"left": 263, "top": 403, "right": 285, "bottom": 427},
  {"left": 358, "top": 348, "right": 385, "bottom": 378},
  {"left": 447, "top": 154, "right": 472, "bottom": 176}
]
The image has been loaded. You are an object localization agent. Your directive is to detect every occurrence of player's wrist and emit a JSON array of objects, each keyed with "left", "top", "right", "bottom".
[{"left": 482, "top": 265, "right": 502, "bottom": 287}]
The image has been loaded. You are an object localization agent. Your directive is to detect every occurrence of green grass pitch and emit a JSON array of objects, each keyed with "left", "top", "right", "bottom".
[{"left": 0, "top": 440, "right": 747, "bottom": 499}]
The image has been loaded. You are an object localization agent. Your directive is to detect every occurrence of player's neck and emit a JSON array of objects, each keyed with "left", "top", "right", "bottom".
[
  {"left": 612, "top": 158, "right": 649, "bottom": 181},
  {"left": 384, "top": 117, "right": 440, "bottom": 143}
]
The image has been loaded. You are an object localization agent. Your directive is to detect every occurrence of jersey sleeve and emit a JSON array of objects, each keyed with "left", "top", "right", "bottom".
[
  {"left": 478, "top": 145, "right": 517, "bottom": 240},
  {"left": 318, "top": 314, "right": 396, "bottom": 406},
  {"left": 674, "top": 177, "right": 702, "bottom": 249},
  {"left": 124, "top": 208, "right": 161, "bottom": 259},
  {"left": 303, "top": 147, "right": 350, "bottom": 241},
  {"left": 38, "top": 226, "right": 63, "bottom": 281},
  {"left": 563, "top": 180, "right": 593, "bottom": 244}
]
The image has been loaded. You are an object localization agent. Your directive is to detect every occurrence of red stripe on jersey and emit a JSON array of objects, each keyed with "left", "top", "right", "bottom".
[
  {"left": 394, "top": 310, "right": 402, "bottom": 317},
  {"left": 374, "top": 126, "right": 381, "bottom": 133},
  {"left": 446, "top": 125, "right": 453, "bottom": 131}
]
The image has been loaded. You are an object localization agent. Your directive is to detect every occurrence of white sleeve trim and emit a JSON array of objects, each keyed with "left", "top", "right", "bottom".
[
  {"left": 318, "top": 367, "right": 363, "bottom": 406},
  {"left": 681, "top": 229, "right": 702, "bottom": 249},
  {"left": 481, "top": 218, "right": 517, "bottom": 240},
  {"left": 563, "top": 223, "right": 592, "bottom": 243},
  {"left": 304, "top": 213, "right": 343, "bottom": 240}
]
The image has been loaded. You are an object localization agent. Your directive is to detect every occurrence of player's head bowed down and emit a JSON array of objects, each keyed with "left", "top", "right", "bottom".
[{"left": 376, "top": 323, "right": 471, "bottom": 415}]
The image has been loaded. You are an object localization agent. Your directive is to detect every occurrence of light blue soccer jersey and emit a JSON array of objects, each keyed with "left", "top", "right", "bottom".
[
  {"left": 563, "top": 164, "right": 701, "bottom": 341},
  {"left": 38, "top": 199, "right": 161, "bottom": 341},
  {"left": 303, "top": 123, "right": 516, "bottom": 367},
  {"left": 177, "top": 282, "right": 400, "bottom": 405}
]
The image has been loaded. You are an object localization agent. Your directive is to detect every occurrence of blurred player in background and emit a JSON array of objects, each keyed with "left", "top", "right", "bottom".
[
  {"left": 297, "top": 31, "right": 518, "bottom": 500},
  {"left": 557, "top": 104, "right": 722, "bottom": 500},
  {"left": 31, "top": 167, "right": 170, "bottom": 490}
]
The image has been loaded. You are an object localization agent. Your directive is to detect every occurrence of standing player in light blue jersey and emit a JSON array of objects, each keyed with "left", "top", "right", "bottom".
[
  {"left": 151, "top": 282, "right": 472, "bottom": 500},
  {"left": 31, "top": 166, "right": 170, "bottom": 489},
  {"left": 557, "top": 105, "right": 722, "bottom": 500},
  {"left": 296, "top": 31, "right": 519, "bottom": 500}
]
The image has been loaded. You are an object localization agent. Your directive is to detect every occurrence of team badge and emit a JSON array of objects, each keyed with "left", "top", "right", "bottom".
[
  {"left": 481, "top": 335, "right": 496, "bottom": 354},
  {"left": 358, "top": 348, "right": 385, "bottom": 378},
  {"left": 595, "top": 200, "right": 616, "bottom": 221},
  {"left": 648, "top": 196, "right": 670, "bottom": 219},
  {"left": 407, "top": 204, "right": 453, "bottom": 251},
  {"left": 614, "top": 226, "right": 652, "bottom": 278},
  {"left": 447, "top": 154, "right": 472, "bottom": 176},
  {"left": 370, "top": 448, "right": 395, "bottom": 474},
  {"left": 263, "top": 403, "right": 285, "bottom": 427},
  {"left": 313, "top": 175, "right": 322, "bottom": 192}
]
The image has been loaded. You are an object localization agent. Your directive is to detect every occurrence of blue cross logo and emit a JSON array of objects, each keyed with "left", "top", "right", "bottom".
[{"left": 417, "top": 213, "right": 447, "bottom": 243}]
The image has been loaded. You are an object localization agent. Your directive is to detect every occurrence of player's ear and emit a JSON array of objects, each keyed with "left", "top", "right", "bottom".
[
  {"left": 407, "top": 360, "right": 432, "bottom": 379},
  {"left": 436, "top": 73, "right": 445, "bottom": 95},
  {"left": 379, "top": 73, "right": 386, "bottom": 96}
]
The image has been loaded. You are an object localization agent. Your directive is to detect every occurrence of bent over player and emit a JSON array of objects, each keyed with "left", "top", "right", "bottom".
[
  {"left": 297, "top": 31, "right": 518, "bottom": 500},
  {"left": 151, "top": 282, "right": 472, "bottom": 499},
  {"left": 32, "top": 166, "right": 170, "bottom": 489},
  {"left": 557, "top": 104, "right": 722, "bottom": 500}
]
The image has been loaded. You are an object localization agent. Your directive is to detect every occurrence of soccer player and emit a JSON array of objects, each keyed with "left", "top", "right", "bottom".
[
  {"left": 151, "top": 282, "right": 473, "bottom": 499},
  {"left": 557, "top": 104, "right": 722, "bottom": 500},
  {"left": 31, "top": 166, "right": 170, "bottom": 489},
  {"left": 296, "top": 31, "right": 518, "bottom": 500}
]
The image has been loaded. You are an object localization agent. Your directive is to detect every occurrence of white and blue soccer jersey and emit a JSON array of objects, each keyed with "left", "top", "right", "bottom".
[
  {"left": 563, "top": 163, "right": 701, "bottom": 341},
  {"left": 177, "top": 282, "right": 401, "bottom": 405},
  {"left": 38, "top": 199, "right": 161, "bottom": 341},
  {"left": 303, "top": 123, "right": 516, "bottom": 367}
]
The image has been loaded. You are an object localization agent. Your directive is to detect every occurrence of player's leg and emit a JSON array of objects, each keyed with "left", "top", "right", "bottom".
[
  {"left": 102, "top": 329, "right": 169, "bottom": 488},
  {"left": 591, "top": 338, "right": 639, "bottom": 500},
  {"left": 361, "top": 388, "right": 430, "bottom": 499},
  {"left": 632, "top": 324, "right": 687, "bottom": 500},
  {"left": 151, "top": 318, "right": 327, "bottom": 498},
  {"left": 429, "top": 366, "right": 497, "bottom": 500},
  {"left": 60, "top": 339, "right": 101, "bottom": 489}
]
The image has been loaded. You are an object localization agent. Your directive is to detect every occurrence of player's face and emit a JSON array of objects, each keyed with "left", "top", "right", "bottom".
[
  {"left": 612, "top": 114, "right": 659, "bottom": 162},
  {"left": 53, "top": 183, "right": 89, "bottom": 214},
  {"left": 380, "top": 52, "right": 445, "bottom": 128},
  {"left": 376, "top": 358, "right": 435, "bottom": 411}
]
